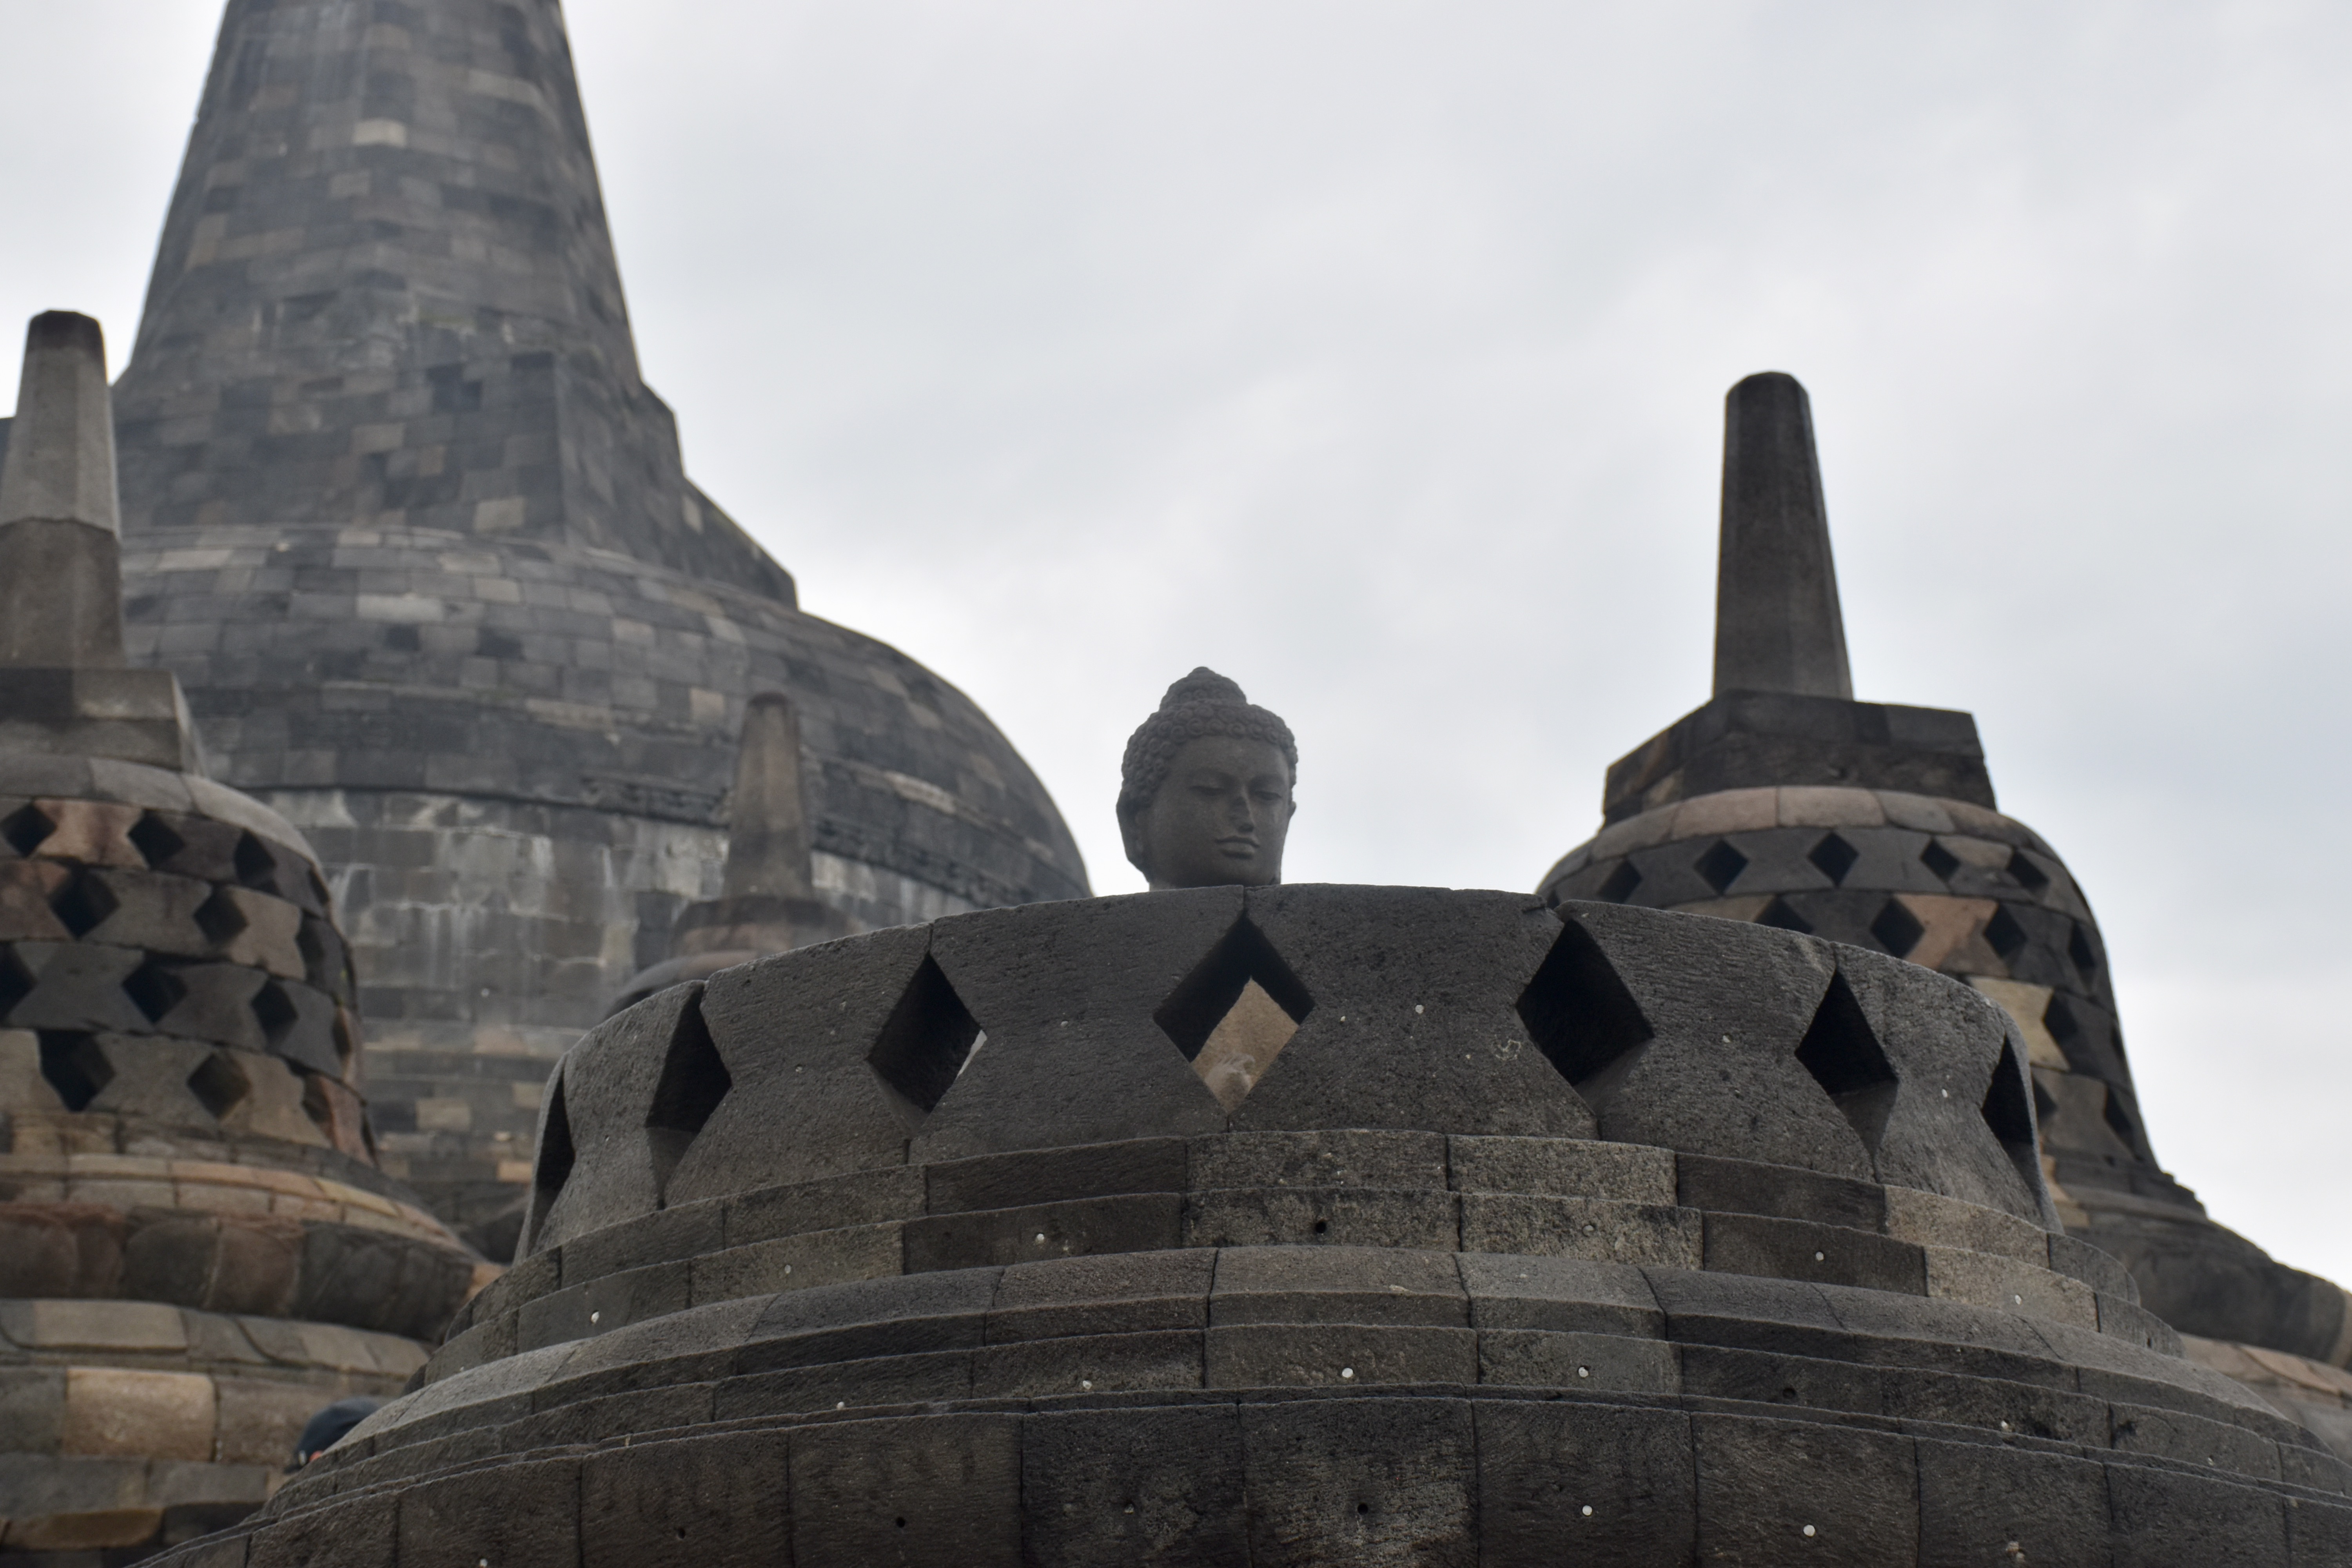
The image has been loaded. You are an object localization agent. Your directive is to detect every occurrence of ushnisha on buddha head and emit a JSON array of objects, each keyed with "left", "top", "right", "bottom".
[{"left": 1117, "top": 669, "right": 1297, "bottom": 890}]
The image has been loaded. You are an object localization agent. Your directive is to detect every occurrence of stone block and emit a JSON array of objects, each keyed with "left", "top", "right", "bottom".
[
  {"left": 924, "top": 1136, "right": 1187, "bottom": 1214},
  {"left": 532, "top": 984, "right": 701, "bottom": 1249},
  {"left": 0, "top": 1297, "right": 188, "bottom": 1352},
  {"left": 1020, "top": 1403, "right": 1248, "bottom": 1566},
  {"left": 739, "top": 1268, "right": 1001, "bottom": 1374},
  {"left": 2050, "top": 1231, "right": 2137, "bottom": 1296},
  {"left": 1641, "top": 1269, "right": 1848, "bottom": 1357},
  {"left": 901, "top": 1192, "right": 1182, "bottom": 1273},
  {"left": 1209, "top": 1245, "right": 1466, "bottom": 1326},
  {"left": 916, "top": 889, "right": 1243, "bottom": 1160},
  {"left": 1702, "top": 1212, "right": 1927, "bottom": 1294},
  {"left": 788, "top": 1412, "right": 1021, "bottom": 1568},
  {"left": 580, "top": 1430, "right": 789, "bottom": 1568},
  {"left": 1477, "top": 1329, "right": 1681, "bottom": 1393},
  {"left": 1679, "top": 1342, "right": 1886, "bottom": 1413},
  {"left": 1457, "top": 1251, "right": 1663, "bottom": 1335},
  {"left": 0, "top": 1367, "right": 66, "bottom": 1454},
  {"left": 397, "top": 1456, "right": 581, "bottom": 1568},
  {"left": 2288, "top": 1492, "right": 2352, "bottom": 1566},
  {"left": 60, "top": 1368, "right": 215, "bottom": 1462},
  {"left": 1677, "top": 1152, "right": 1884, "bottom": 1230},
  {"left": 1880, "top": 1365, "right": 2106, "bottom": 1443},
  {"left": 4, "top": 1504, "right": 167, "bottom": 1552},
  {"left": 0, "top": 860, "right": 76, "bottom": 941},
  {"left": 1184, "top": 1185, "right": 1457, "bottom": 1250},
  {"left": 2096, "top": 1295, "right": 2182, "bottom": 1356},
  {"left": 1446, "top": 1136, "right": 1675, "bottom": 1202},
  {"left": 1192, "top": 1128, "right": 1449, "bottom": 1191},
  {"left": 673, "top": 928, "right": 930, "bottom": 1200},
  {"left": 2109, "top": 1400, "right": 2282, "bottom": 1481},
  {"left": 557, "top": 1198, "right": 724, "bottom": 1284},
  {"left": 27, "top": 801, "right": 147, "bottom": 869},
  {"left": 720, "top": 1165, "right": 925, "bottom": 1247},
  {"left": 1883, "top": 1184, "right": 2048, "bottom": 1262},
  {"left": 1232, "top": 887, "right": 1594, "bottom": 1139},
  {"left": 1692, "top": 1414, "right": 1919, "bottom": 1564},
  {"left": 1238, "top": 1396, "right": 1476, "bottom": 1567},
  {"left": 1459, "top": 1194, "right": 1702, "bottom": 1267},
  {"left": 1475, "top": 1401, "right": 1695, "bottom": 1565},
  {"left": 987, "top": 1249, "right": 1215, "bottom": 1342},
  {"left": 210, "top": 887, "right": 305, "bottom": 980},
  {"left": 688, "top": 1223, "right": 901, "bottom": 1306},
  {"left": 2105, "top": 1462, "right": 2286, "bottom": 1564},
  {"left": 718, "top": 1348, "right": 976, "bottom": 1420},
  {"left": 1203, "top": 1323, "right": 1477, "bottom": 1387},
  {"left": 79, "top": 869, "right": 212, "bottom": 955},
  {"left": 9, "top": 941, "right": 150, "bottom": 1031},
  {"left": 970, "top": 1329, "right": 1205, "bottom": 1398},
  {"left": 1926, "top": 1246, "right": 2096, "bottom": 1328},
  {"left": 212, "top": 1378, "right": 328, "bottom": 1468},
  {"left": 1560, "top": 905, "right": 1871, "bottom": 1178}
]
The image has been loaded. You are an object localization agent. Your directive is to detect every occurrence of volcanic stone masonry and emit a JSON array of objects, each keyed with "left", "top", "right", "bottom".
[
  {"left": 77, "top": 0, "right": 1088, "bottom": 1256},
  {"left": 0, "top": 312, "right": 487, "bottom": 1563},
  {"left": 145, "top": 888, "right": 2352, "bottom": 1566},
  {"left": 1539, "top": 370, "right": 2352, "bottom": 1457}
]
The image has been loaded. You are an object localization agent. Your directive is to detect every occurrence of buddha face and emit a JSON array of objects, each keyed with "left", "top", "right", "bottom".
[{"left": 1125, "top": 734, "right": 1295, "bottom": 890}]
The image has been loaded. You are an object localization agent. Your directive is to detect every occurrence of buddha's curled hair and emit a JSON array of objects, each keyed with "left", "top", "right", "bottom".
[{"left": 1117, "top": 668, "right": 1297, "bottom": 817}]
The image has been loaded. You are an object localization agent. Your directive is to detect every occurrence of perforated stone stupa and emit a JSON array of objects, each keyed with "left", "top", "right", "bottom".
[
  {"left": 1539, "top": 371, "right": 2352, "bottom": 1454},
  {"left": 98, "top": 0, "right": 1087, "bottom": 1255},
  {"left": 143, "top": 887, "right": 2352, "bottom": 1565},
  {"left": 0, "top": 313, "right": 484, "bottom": 1563}
]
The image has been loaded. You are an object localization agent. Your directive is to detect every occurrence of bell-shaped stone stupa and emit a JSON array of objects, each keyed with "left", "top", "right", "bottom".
[
  {"left": 1539, "top": 372, "right": 2352, "bottom": 1452},
  {"left": 0, "top": 314, "right": 485, "bottom": 1562}
]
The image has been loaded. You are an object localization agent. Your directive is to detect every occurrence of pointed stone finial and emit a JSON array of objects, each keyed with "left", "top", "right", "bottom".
[
  {"left": 1711, "top": 372, "right": 1853, "bottom": 701},
  {"left": 720, "top": 692, "right": 816, "bottom": 904},
  {"left": 0, "top": 312, "right": 124, "bottom": 666}
]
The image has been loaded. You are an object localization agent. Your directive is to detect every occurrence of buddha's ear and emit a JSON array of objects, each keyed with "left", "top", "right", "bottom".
[{"left": 1116, "top": 797, "right": 1153, "bottom": 877}]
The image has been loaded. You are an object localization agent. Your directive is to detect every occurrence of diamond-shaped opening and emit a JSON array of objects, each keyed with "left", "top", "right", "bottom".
[
  {"left": 128, "top": 813, "right": 187, "bottom": 870},
  {"left": 300, "top": 1070, "right": 334, "bottom": 1134},
  {"left": 1808, "top": 832, "right": 1860, "bottom": 886},
  {"left": 2067, "top": 922, "right": 2098, "bottom": 976},
  {"left": 1983, "top": 906, "right": 2028, "bottom": 960},
  {"left": 645, "top": 995, "right": 732, "bottom": 1200},
  {"left": 332, "top": 1008, "right": 358, "bottom": 1071},
  {"left": 1756, "top": 896, "right": 1811, "bottom": 935},
  {"left": 1981, "top": 1044, "right": 2041, "bottom": 1192},
  {"left": 2101, "top": 1085, "right": 2142, "bottom": 1156},
  {"left": 122, "top": 958, "right": 189, "bottom": 1025},
  {"left": 187, "top": 1051, "right": 251, "bottom": 1122},
  {"left": 194, "top": 886, "right": 248, "bottom": 946},
  {"left": 297, "top": 916, "right": 338, "bottom": 988},
  {"left": 252, "top": 980, "right": 298, "bottom": 1050},
  {"left": 1695, "top": 839, "right": 1748, "bottom": 894},
  {"left": 1919, "top": 840, "right": 1960, "bottom": 882},
  {"left": 1516, "top": 918, "right": 1654, "bottom": 1118},
  {"left": 2042, "top": 995, "right": 2080, "bottom": 1049},
  {"left": 1869, "top": 898, "right": 1926, "bottom": 959},
  {"left": 233, "top": 832, "right": 279, "bottom": 895},
  {"left": 49, "top": 870, "right": 118, "bottom": 938},
  {"left": 0, "top": 947, "right": 33, "bottom": 1018},
  {"left": 1, "top": 803, "right": 56, "bottom": 858},
  {"left": 1795, "top": 973, "right": 1899, "bottom": 1154},
  {"left": 1597, "top": 861, "right": 1642, "bottom": 904},
  {"left": 536, "top": 1078, "right": 577, "bottom": 1209},
  {"left": 1154, "top": 916, "right": 1313, "bottom": 1113},
  {"left": 2007, "top": 849, "right": 2050, "bottom": 895},
  {"left": 867, "top": 955, "right": 982, "bottom": 1128},
  {"left": 38, "top": 1032, "right": 112, "bottom": 1112}
]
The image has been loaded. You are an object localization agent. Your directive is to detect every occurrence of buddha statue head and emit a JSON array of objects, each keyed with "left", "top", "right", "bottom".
[{"left": 1118, "top": 668, "right": 1298, "bottom": 889}]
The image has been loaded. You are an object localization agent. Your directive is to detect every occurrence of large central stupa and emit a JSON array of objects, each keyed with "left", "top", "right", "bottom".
[{"left": 104, "top": 0, "right": 1089, "bottom": 1252}]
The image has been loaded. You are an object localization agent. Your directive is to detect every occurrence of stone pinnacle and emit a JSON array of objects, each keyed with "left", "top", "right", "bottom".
[
  {"left": 720, "top": 692, "right": 817, "bottom": 904},
  {"left": 0, "top": 312, "right": 124, "bottom": 666},
  {"left": 1711, "top": 370, "right": 1854, "bottom": 701}
]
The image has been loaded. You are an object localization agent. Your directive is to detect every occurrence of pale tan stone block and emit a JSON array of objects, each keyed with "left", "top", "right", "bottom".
[
  {"left": 5, "top": 1508, "right": 166, "bottom": 1551},
  {"left": 27, "top": 800, "right": 146, "bottom": 868},
  {"left": 1588, "top": 806, "right": 1682, "bottom": 859},
  {"left": 415, "top": 1097, "right": 474, "bottom": 1133},
  {"left": 1673, "top": 895, "right": 1774, "bottom": 922},
  {"left": 1875, "top": 791, "right": 1956, "bottom": 833},
  {"left": 1940, "top": 835, "right": 2014, "bottom": 870},
  {"left": 1777, "top": 786, "right": 1885, "bottom": 828},
  {"left": 1448, "top": 1138, "right": 1676, "bottom": 1203},
  {"left": 1672, "top": 788, "right": 1777, "bottom": 838},
  {"left": 688, "top": 1223, "right": 902, "bottom": 1306},
  {"left": 1894, "top": 895, "right": 2000, "bottom": 972},
  {"left": 1883, "top": 1185, "right": 2048, "bottom": 1262},
  {"left": 212, "top": 1376, "right": 329, "bottom": 1466},
  {"left": 0, "top": 1030, "right": 65, "bottom": 1111},
  {"left": 1924, "top": 1247, "right": 2097, "bottom": 1329},
  {"left": 211, "top": 887, "right": 303, "bottom": 978},
  {"left": 0, "top": 1300, "right": 189, "bottom": 1353},
  {"left": 1968, "top": 978, "right": 2063, "bottom": 1067},
  {"left": 1458, "top": 1196, "right": 1703, "bottom": 1269},
  {"left": 63, "top": 1178, "right": 178, "bottom": 1210},
  {"left": 1943, "top": 800, "right": 2023, "bottom": 840},
  {"left": 61, "top": 1368, "right": 216, "bottom": 1461}
]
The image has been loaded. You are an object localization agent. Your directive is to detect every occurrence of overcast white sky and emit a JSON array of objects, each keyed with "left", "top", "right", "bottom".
[{"left": 2, "top": 2, "right": 2347, "bottom": 1282}]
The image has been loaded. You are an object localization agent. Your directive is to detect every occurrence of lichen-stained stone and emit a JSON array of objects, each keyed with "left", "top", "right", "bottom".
[
  {"left": 917, "top": 888, "right": 1244, "bottom": 1160},
  {"left": 1563, "top": 902, "right": 1869, "bottom": 1176}
]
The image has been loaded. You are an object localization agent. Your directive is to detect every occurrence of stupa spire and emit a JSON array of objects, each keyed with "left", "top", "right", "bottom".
[
  {"left": 111, "top": 0, "right": 791, "bottom": 598},
  {"left": 1712, "top": 371, "right": 1854, "bottom": 700},
  {"left": 720, "top": 693, "right": 818, "bottom": 904},
  {"left": 0, "top": 312, "right": 124, "bottom": 667}
]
